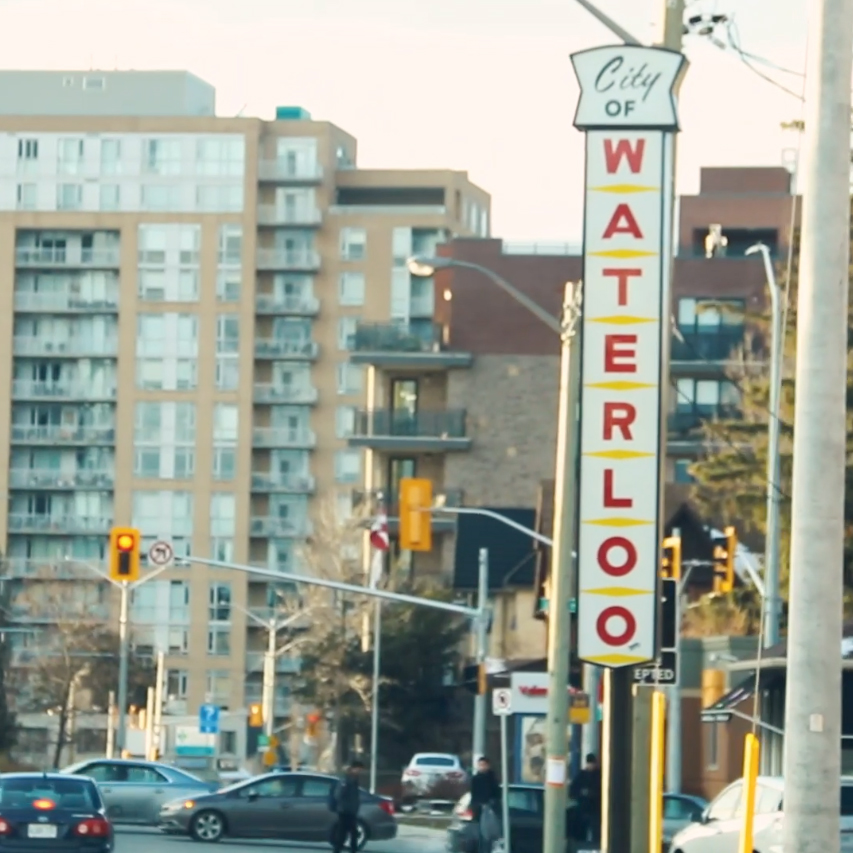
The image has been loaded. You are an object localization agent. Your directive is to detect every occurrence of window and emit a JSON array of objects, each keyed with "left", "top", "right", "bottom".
[
  {"left": 301, "top": 778, "right": 334, "bottom": 799},
  {"left": 196, "top": 137, "right": 245, "bottom": 176},
  {"left": 663, "top": 796, "right": 703, "bottom": 821},
  {"left": 16, "top": 183, "right": 36, "bottom": 211},
  {"left": 100, "top": 139, "right": 121, "bottom": 175},
  {"left": 57, "top": 184, "right": 83, "bottom": 211},
  {"left": 674, "top": 379, "right": 740, "bottom": 413},
  {"left": 674, "top": 459, "right": 693, "bottom": 484},
  {"left": 100, "top": 184, "right": 120, "bottom": 211},
  {"left": 208, "top": 582, "right": 232, "bottom": 621},
  {"left": 214, "top": 405, "right": 239, "bottom": 442},
  {"left": 705, "top": 721, "right": 719, "bottom": 769},
  {"left": 213, "top": 448, "right": 237, "bottom": 481},
  {"left": 207, "top": 626, "right": 231, "bottom": 656},
  {"left": 218, "top": 225, "right": 242, "bottom": 265},
  {"left": 335, "top": 450, "right": 361, "bottom": 484},
  {"left": 210, "top": 494, "right": 236, "bottom": 538},
  {"left": 143, "top": 138, "right": 182, "bottom": 175},
  {"left": 166, "top": 670, "right": 188, "bottom": 699},
  {"left": 132, "top": 490, "right": 194, "bottom": 549},
  {"left": 678, "top": 297, "right": 745, "bottom": 331},
  {"left": 336, "top": 406, "right": 356, "bottom": 439},
  {"left": 17, "top": 138, "right": 39, "bottom": 162},
  {"left": 339, "top": 272, "right": 365, "bottom": 306},
  {"left": 337, "top": 317, "right": 359, "bottom": 351},
  {"left": 57, "top": 138, "right": 84, "bottom": 175},
  {"left": 217, "top": 270, "right": 241, "bottom": 303},
  {"left": 244, "top": 777, "right": 299, "bottom": 798},
  {"left": 83, "top": 76, "right": 106, "bottom": 90},
  {"left": 168, "top": 629, "right": 189, "bottom": 655},
  {"left": 507, "top": 788, "right": 540, "bottom": 814},
  {"left": 217, "top": 316, "right": 240, "bottom": 354},
  {"left": 206, "top": 670, "right": 232, "bottom": 704},
  {"left": 216, "top": 356, "right": 239, "bottom": 391},
  {"left": 211, "top": 537, "right": 234, "bottom": 561},
  {"left": 340, "top": 228, "right": 366, "bottom": 260},
  {"left": 197, "top": 185, "right": 243, "bottom": 212},
  {"left": 336, "top": 363, "right": 364, "bottom": 396},
  {"left": 141, "top": 185, "right": 181, "bottom": 211}
]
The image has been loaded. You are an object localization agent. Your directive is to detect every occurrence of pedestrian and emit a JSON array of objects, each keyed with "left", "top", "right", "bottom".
[
  {"left": 329, "top": 759, "right": 364, "bottom": 853},
  {"left": 470, "top": 756, "right": 501, "bottom": 852},
  {"left": 570, "top": 753, "right": 602, "bottom": 846}
]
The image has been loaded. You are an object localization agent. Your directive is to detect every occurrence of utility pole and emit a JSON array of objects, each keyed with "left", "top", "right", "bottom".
[
  {"left": 262, "top": 618, "right": 277, "bottom": 738},
  {"left": 471, "top": 548, "right": 489, "bottom": 770},
  {"left": 152, "top": 651, "right": 164, "bottom": 759},
  {"left": 661, "top": 0, "right": 685, "bottom": 50},
  {"left": 542, "top": 282, "right": 582, "bottom": 853},
  {"left": 783, "top": 2, "right": 853, "bottom": 853},
  {"left": 116, "top": 581, "right": 129, "bottom": 753}
]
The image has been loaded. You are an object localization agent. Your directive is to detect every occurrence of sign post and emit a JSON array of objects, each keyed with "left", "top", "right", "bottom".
[
  {"left": 570, "top": 43, "right": 687, "bottom": 853},
  {"left": 492, "top": 689, "right": 513, "bottom": 853}
]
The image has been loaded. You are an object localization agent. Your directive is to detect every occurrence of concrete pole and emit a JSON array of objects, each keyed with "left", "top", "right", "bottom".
[
  {"left": 262, "top": 620, "right": 276, "bottom": 738},
  {"left": 144, "top": 686, "right": 154, "bottom": 760},
  {"left": 152, "top": 651, "right": 164, "bottom": 759},
  {"left": 782, "top": 2, "right": 853, "bottom": 852},
  {"left": 630, "top": 687, "right": 652, "bottom": 853},
  {"left": 542, "top": 282, "right": 582, "bottom": 853},
  {"left": 368, "top": 599, "right": 382, "bottom": 793},
  {"left": 116, "top": 581, "right": 129, "bottom": 752},
  {"left": 471, "top": 548, "right": 489, "bottom": 770},
  {"left": 581, "top": 665, "right": 600, "bottom": 759},
  {"left": 105, "top": 690, "right": 116, "bottom": 759},
  {"left": 660, "top": 0, "right": 685, "bottom": 50}
]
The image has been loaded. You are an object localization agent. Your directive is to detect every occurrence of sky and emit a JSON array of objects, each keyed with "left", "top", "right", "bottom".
[{"left": 0, "top": 0, "right": 810, "bottom": 240}]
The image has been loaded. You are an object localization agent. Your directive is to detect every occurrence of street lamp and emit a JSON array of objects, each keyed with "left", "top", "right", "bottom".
[
  {"left": 745, "top": 242, "right": 783, "bottom": 648},
  {"left": 408, "top": 254, "right": 581, "bottom": 853}
]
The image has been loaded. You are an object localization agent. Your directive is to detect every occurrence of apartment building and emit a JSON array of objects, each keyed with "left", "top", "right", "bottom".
[
  {"left": 349, "top": 166, "right": 795, "bottom": 666},
  {"left": 0, "top": 69, "right": 490, "bottom": 726}
]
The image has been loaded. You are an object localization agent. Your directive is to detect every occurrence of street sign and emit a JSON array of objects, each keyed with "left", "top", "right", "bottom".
[
  {"left": 569, "top": 691, "right": 591, "bottom": 724},
  {"left": 175, "top": 726, "right": 215, "bottom": 757},
  {"left": 492, "top": 688, "right": 512, "bottom": 716},
  {"left": 634, "top": 650, "right": 677, "bottom": 686},
  {"left": 199, "top": 703, "right": 220, "bottom": 734},
  {"left": 148, "top": 540, "right": 174, "bottom": 566}
]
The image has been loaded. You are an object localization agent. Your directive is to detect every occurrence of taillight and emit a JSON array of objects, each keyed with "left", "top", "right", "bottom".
[
  {"left": 404, "top": 769, "right": 420, "bottom": 777},
  {"left": 459, "top": 809, "right": 473, "bottom": 821},
  {"left": 448, "top": 771, "right": 465, "bottom": 779},
  {"left": 378, "top": 800, "right": 394, "bottom": 816},
  {"left": 0, "top": 818, "right": 9, "bottom": 835},
  {"left": 75, "top": 818, "right": 110, "bottom": 837}
]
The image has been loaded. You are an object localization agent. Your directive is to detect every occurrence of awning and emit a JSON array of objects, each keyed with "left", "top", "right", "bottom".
[{"left": 701, "top": 671, "right": 786, "bottom": 723}]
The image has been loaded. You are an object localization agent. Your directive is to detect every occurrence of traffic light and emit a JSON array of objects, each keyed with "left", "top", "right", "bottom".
[
  {"left": 399, "top": 478, "right": 433, "bottom": 552},
  {"left": 661, "top": 535, "right": 682, "bottom": 581},
  {"left": 248, "top": 703, "right": 263, "bottom": 728},
  {"left": 109, "top": 527, "right": 140, "bottom": 583},
  {"left": 712, "top": 525, "right": 737, "bottom": 593},
  {"left": 306, "top": 712, "right": 321, "bottom": 739}
]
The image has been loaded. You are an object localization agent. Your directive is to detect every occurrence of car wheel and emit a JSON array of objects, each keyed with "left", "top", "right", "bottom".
[
  {"left": 355, "top": 820, "right": 369, "bottom": 851},
  {"left": 190, "top": 810, "right": 226, "bottom": 843}
]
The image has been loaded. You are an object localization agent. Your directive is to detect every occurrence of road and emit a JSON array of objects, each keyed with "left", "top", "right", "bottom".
[{"left": 114, "top": 825, "right": 445, "bottom": 853}]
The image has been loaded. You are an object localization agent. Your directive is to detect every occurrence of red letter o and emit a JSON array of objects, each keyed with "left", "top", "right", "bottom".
[
  {"left": 596, "top": 537, "right": 637, "bottom": 577},
  {"left": 596, "top": 606, "right": 637, "bottom": 646}
]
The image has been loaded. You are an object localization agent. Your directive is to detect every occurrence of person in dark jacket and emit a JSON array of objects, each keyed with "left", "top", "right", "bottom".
[
  {"left": 330, "top": 760, "right": 363, "bottom": 853},
  {"left": 570, "top": 753, "right": 601, "bottom": 845},
  {"left": 470, "top": 757, "right": 501, "bottom": 852}
]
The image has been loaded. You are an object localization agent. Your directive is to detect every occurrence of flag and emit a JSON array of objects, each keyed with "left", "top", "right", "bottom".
[{"left": 369, "top": 504, "right": 389, "bottom": 588}]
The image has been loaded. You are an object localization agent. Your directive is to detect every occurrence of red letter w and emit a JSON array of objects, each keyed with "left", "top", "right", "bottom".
[{"left": 603, "top": 139, "right": 645, "bottom": 174}]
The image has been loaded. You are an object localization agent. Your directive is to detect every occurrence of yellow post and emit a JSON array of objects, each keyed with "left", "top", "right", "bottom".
[
  {"left": 738, "top": 733, "right": 761, "bottom": 853},
  {"left": 649, "top": 691, "right": 666, "bottom": 853}
]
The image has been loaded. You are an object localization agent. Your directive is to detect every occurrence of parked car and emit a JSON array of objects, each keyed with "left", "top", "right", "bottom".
[
  {"left": 669, "top": 775, "right": 853, "bottom": 852},
  {"left": 62, "top": 758, "right": 218, "bottom": 826},
  {"left": 661, "top": 793, "right": 707, "bottom": 849},
  {"left": 158, "top": 770, "right": 397, "bottom": 849},
  {"left": 401, "top": 753, "right": 468, "bottom": 802},
  {"left": 0, "top": 771, "right": 114, "bottom": 851}
]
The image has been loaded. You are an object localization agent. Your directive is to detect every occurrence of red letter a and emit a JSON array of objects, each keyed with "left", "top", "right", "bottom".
[
  {"left": 603, "top": 139, "right": 645, "bottom": 174},
  {"left": 602, "top": 204, "right": 643, "bottom": 240}
]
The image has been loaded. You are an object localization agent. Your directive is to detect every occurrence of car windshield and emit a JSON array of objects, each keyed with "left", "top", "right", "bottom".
[{"left": 0, "top": 777, "right": 97, "bottom": 810}]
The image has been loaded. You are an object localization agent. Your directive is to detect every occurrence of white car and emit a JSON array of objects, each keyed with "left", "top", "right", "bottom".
[
  {"left": 669, "top": 774, "right": 853, "bottom": 852},
  {"left": 401, "top": 753, "right": 467, "bottom": 800}
]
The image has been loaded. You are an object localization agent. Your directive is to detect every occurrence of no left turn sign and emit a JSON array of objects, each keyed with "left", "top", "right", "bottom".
[
  {"left": 148, "top": 540, "right": 174, "bottom": 566},
  {"left": 492, "top": 688, "right": 513, "bottom": 716}
]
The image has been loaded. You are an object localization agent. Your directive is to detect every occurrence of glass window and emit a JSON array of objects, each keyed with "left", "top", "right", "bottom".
[
  {"left": 245, "top": 777, "right": 298, "bottom": 798},
  {"left": 206, "top": 670, "right": 232, "bottom": 702},
  {"left": 16, "top": 183, "right": 36, "bottom": 210},
  {"left": 217, "top": 316, "right": 240, "bottom": 354},
  {"left": 340, "top": 228, "right": 366, "bottom": 261},
  {"left": 335, "top": 450, "right": 361, "bottom": 484},
  {"left": 100, "top": 139, "right": 121, "bottom": 175},
  {"left": 126, "top": 766, "right": 167, "bottom": 784},
  {"left": 207, "top": 626, "right": 231, "bottom": 656},
  {"left": 100, "top": 184, "right": 120, "bottom": 211},
  {"left": 336, "top": 363, "right": 364, "bottom": 396},
  {"left": 216, "top": 356, "right": 239, "bottom": 391},
  {"left": 166, "top": 669, "right": 188, "bottom": 697},
  {"left": 300, "top": 778, "right": 334, "bottom": 799},
  {"left": 706, "top": 721, "right": 719, "bottom": 769},
  {"left": 214, "top": 405, "right": 239, "bottom": 442},
  {"left": 213, "top": 448, "right": 236, "bottom": 481},
  {"left": 210, "top": 494, "right": 236, "bottom": 538},
  {"left": 218, "top": 225, "right": 242, "bottom": 265},
  {"left": 339, "top": 273, "right": 365, "bottom": 306},
  {"left": 217, "top": 270, "right": 241, "bottom": 302},
  {"left": 507, "top": 788, "right": 540, "bottom": 814},
  {"left": 57, "top": 138, "right": 84, "bottom": 174},
  {"left": 337, "top": 317, "right": 359, "bottom": 351},
  {"left": 142, "top": 185, "right": 181, "bottom": 211},
  {"left": 197, "top": 185, "right": 243, "bottom": 212},
  {"left": 336, "top": 406, "right": 356, "bottom": 439},
  {"left": 143, "top": 138, "right": 182, "bottom": 175},
  {"left": 208, "top": 582, "right": 232, "bottom": 622},
  {"left": 57, "top": 184, "right": 83, "bottom": 211}
]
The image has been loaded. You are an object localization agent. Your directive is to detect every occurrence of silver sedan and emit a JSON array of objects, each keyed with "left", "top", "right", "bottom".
[{"left": 63, "top": 757, "right": 218, "bottom": 825}]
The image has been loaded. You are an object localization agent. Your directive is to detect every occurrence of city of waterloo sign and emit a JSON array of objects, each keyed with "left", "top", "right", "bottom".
[{"left": 571, "top": 45, "right": 688, "bottom": 668}]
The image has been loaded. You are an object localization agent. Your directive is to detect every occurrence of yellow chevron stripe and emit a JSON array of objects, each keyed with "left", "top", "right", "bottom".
[
  {"left": 585, "top": 654, "right": 650, "bottom": 666},
  {"left": 589, "top": 184, "right": 659, "bottom": 193},
  {"left": 582, "top": 587, "right": 655, "bottom": 596},
  {"left": 584, "top": 518, "right": 653, "bottom": 527},
  {"left": 586, "top": 381, "right": 655, "bottom": 391},
  {"left": 589, "top": 249, "right": 657, "bottom": 259},
  {"left": 588, "top": 315, "right": 656, "bottom": 325},
  {"left": 585, "top": 450, "right": 655, "bottom": 460}
]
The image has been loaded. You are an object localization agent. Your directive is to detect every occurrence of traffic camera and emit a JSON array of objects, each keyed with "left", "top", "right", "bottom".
[
  {"left": 399, "top": 478, "right": 433, "bottom": 552},
  {"left": 109, "top": 527, "right": 141, "bottom": 583},
  {"left": 661, "top": 535, "right": 682, "bottom": 581},
  {"left": 712, "top": 526, "right": 737, "bottom": 593}
]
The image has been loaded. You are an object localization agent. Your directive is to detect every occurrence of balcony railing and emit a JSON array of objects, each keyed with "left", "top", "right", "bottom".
[
  {"left": 353, "top": 409, "right": 468, "bottom": 440},
  {"left": 253, "top": 383, "right": 318, "bottom": 405},
  {"left": 668, "top": 406, "right": 741, "bottom": 433},
  {"left": 255, "top": 293, "right": 320, "bottom": 316},
  {"left": 11, "top": 381, "right": 116, "bottom": 400},
  {"left": 251, "top": 472, "right": 316, "bottom": 493},
  {"left": 14, "top": 292, "right": 119, "bottom": 312},
  {"left": 10, "top": 425, "right": 116, "bottom": 444},
  {"left": 246, "top": 650, "right": 302, "bottom": 674},
  {"left": 352, "top": 322, "right": 447, "bottom": 355},
  {"left": 249, "top": 517, "right": 313, "bottom": 538},
  {"left": 671, "top": 329, "right": 744, "bottom": 362},
  {"left": 254, "top": 339, "right": 319, "bottom": 360},
  {"left": 4, "top": 558, "right": 105, "bottom": 580},
  {"left": 257, "top": 161, "right": 324, "bottom": 182},
  {"left": 252, "top": 427, "right": 317, "bottom": 449},
  {"left": 8, "top": 514, "right": 112, "bottom": 534},
  {"left": 256, "top": 248, "right": 321, "bottom": 271},
  {"left": 15, "top": 247, "right": 121, "bottom": 267},
  {"left": 355, "top": 487, "right": 463, "bottom": 516},
  {"left": 13, "top": 337, "right": 118, "bottom": 357},
  {"left": 9, "top": 468, "right": 115, "bottom": 489},
  {"left": 11, "top": 602, "right": 110, "bottom": 623},
  {"left": 257, "top": 205, "right": 322, "bottom": 226}
]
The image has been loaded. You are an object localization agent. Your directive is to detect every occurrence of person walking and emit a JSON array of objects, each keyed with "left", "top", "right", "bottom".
[
  {"left": 570, "top": 753, "right": 602, "bottom": 846},
  {"left": 329, "top": 760, "right": 364, "bottom": 853},
  {"left": 470, "top": 756, "right": 501, "bottom": 852}
]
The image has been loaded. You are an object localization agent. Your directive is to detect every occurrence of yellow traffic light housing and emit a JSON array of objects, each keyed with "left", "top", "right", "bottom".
[
  {"left": 661, "top": 535, "right": 682, "bottom": 581},
  {"left": 248, "top": 703, "right": 263, "bottom": 728},
  {"left": 109, "top": 527, "right": 141, "bottom": 583},
  {"left": 713, "top": 525, "right": 737, "bottom": 593},
  {"left": 399, "top": 478, "right": 433, "bottom": 552}
]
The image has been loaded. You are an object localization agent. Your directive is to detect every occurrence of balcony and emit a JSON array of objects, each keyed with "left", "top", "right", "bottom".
[
  {"left": 254, "top": 339, "right": 319, "bottom": 360},
  {"left": 10, "top": 425, "right": 115, "bottom": 445},
  {"left": 11, "top": 381, "right": 116, "bottom": 401},
  {"left": 246, "top": 651, "right": 302, "bottom": 675},
  {"left": 9, "top": 468, "right": 115, "bottom": 490},
  {"left": 349, "top": 409, "right": 471, "bottom": 452},
  {"left": 15, "top": 247, "right": 121, "bottom": 268},
  {"left": 8, "top": 514, "right": 112, "bottom": 535},
  {"left": 249, "top": 517, "right": 313, "bottom": 538},
  {"left": 257, "top": 205, "right": 322, "bottom": 227},
  {"left": 667, "top": 406, "right": 741, "bottom": 456},
  {"left": 253, "top": 383, "right": 318, "bottom": 405},
  {"left": 350, "top": 322, "right": 472, "bottom": 370},
  {"left": 14, "top": 291, "right": 119, "bottom": 313},
  {"left": 670, "top": 329, "right": 747, "bottom": 376},
  {"left": 13, "top": 337, "right": 118, "bottom": 358},
  {"left": 354, "top": 487, "right": 462, "bottom": 534},
  {"left": 255, "top": 293, "right": 320, "bottom": 316},
  {"left": 257, "top": 161, "right": 324, "bottom": 183},
  {"left": 4, "top": 558, "right": 104, "bottom": 580},
  {"left": 251, "top": 472, "right": 316, "bottom": 494},
  {"left": 252, "top": 427, "right": 317, "bottom": 449},
  {"left": 256, "top": 248, "right": 321, "bottom": 271},
  {"left": 10, "top": 602, "right": 110, "bottom": 624}
]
